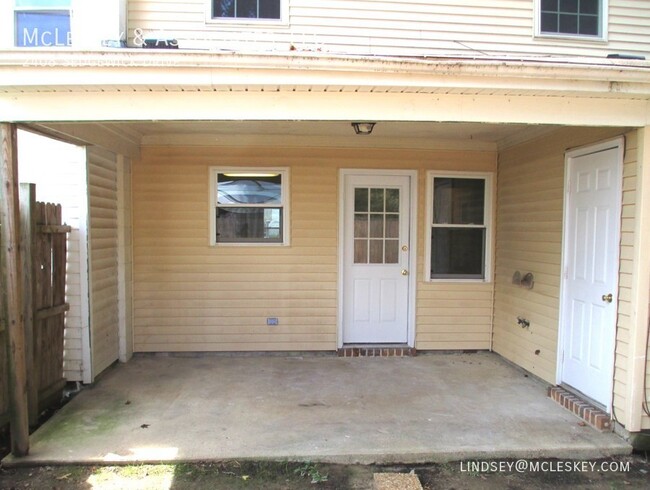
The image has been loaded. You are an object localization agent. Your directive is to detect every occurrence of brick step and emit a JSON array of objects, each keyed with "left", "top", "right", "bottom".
[
  {"left": 548, "top": 386, "right": 612, "bottom": 431},
  {"left": 338, "top": 345, "right": 417, "bottom": 357}
]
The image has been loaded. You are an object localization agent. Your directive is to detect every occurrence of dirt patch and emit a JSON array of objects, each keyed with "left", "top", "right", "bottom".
[
  {"left": 416, "top": 455, "right": 650, "bottom": 490},
  {"left": 0, "top": 455, "right": 648, "bottom": 489},
  {"left": 0, "top": 461, "right": 375, "bottom": 489}
]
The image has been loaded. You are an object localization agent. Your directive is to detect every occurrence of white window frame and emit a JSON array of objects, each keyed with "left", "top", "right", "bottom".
[
  {"left": 12, "top": 0, "right": 73, "bottom": 47},
  {"left": 205, "top": 0, "right": 289, "bottom": 27},
  {"left": 425, "top": 171, "right": 493, "bottom": 283},
  {"left": 209, "top": 167, "right": 290, "bottom": 247},
  {"left": 534, "top": 0, "right": 608, "bottom": 42}
]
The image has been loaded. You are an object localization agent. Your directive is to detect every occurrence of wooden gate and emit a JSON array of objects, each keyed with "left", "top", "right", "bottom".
[{"left": 0, "top": 183, "right": 70, "bottom": 427}]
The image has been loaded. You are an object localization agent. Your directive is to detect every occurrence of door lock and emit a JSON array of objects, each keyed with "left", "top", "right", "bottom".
[
  {"left": 401, "top": 269, "right": 408, "bottom": 276},
  {"left": 602, "top": 293, "right": 613, "bottom": 303}
]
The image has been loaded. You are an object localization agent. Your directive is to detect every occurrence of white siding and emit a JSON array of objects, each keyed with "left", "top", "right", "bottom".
[
  {"left": 87, "top": 147, "right": 120, "bottom": 378},
  {"left": 128, "top": 1, "right": 650, "bottom": 59},
  {"left": 17, "top": 131, "right": 88, "bottom": 382}
]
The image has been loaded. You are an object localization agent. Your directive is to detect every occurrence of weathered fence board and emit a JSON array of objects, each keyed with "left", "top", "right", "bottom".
[
  {"left": 20, "top": 184, "right": 37, "bottom": 426},
  {"left": 0, "top": 123, "right": 29, "bottom": 456},
  {"left": 0, "top": 181, "right": 70, "bottom": 446},
  {"left": 33, "top": 201, "right": 69, "bottom": 414}
]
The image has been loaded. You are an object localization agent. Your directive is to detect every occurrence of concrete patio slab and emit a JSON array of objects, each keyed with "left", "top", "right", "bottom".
[{"left": 3, "top": 352, "right": 631, "bottom": 466}]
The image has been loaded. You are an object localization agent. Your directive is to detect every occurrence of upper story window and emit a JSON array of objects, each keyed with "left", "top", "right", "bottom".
[
  {"left": 425, "top": 172, "right": 493, "bottom": 282},
  {"left": 539, "top": 0, "right": 603, "bottom": 38},
  {"left": 210, "top": 168, "right": 290, "bottom": 246},
  {"left": 15, "top": 0, "right": 71, "bottom": 47},
  {"left": 213, "top": 0, "right": 281, "bottom": 20}
]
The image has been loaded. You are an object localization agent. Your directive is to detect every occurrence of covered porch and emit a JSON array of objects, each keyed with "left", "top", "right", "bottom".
[
  {"left": 1, "top": 352, "right": 630, "bottom": 466},
  {"left": 1, "top": 50, "right": 650, "bottom": 458}
]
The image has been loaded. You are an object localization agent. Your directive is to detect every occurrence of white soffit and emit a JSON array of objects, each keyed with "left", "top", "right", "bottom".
[{"left": 1, "top": 50, "right": 650, "bottom": 98}]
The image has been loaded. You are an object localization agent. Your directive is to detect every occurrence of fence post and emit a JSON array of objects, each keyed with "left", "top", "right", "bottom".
[
  {"left": 19, "top": 183, "right": 38, "bottom": 427},
  {"left": 0, "top": 123, "right": 29, "bottom": 456}
]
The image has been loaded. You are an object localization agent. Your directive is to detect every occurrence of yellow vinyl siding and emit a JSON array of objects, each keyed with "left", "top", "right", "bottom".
[
  {"left": 87, "top": 147, "right": 120, "bottom": 377},
  {"left": 614, "top": 131, "right": 637, "bottom": 425},
  {"left": 133, "top": 145, "right": 496, "bottom": 352},
  {"left": 128, "top": 1, "right": 650, "bottom": 59},
  {"left": 493, "top": 127, "right": 637, "bottom": 407},
  {"left": 133, "top": 148, "right": 337, "bottom": 352}
]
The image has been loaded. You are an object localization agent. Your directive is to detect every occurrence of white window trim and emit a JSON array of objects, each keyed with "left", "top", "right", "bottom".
[
  {"left": 425, "top": 171, "right": 494, "bottom": 283},
  {"left": 533, "top": 0, "right": 608, "bottom": 43},
  {"left": 209, "top": 166, "right": 290, "bottom": 247},
  {"left": 0, "top": 0, "right": 13, "bottom": 48},
  {"left": 205, "top": 0, "right": 289, "bottom": 28}
]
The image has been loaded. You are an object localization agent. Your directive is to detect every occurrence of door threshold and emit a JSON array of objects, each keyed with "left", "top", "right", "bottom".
[{"left": 338, "top": 344, "right": 416, "bottom": 357}]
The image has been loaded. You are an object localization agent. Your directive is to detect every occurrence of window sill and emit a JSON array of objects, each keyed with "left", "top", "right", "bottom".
[
  {"left": 205, "top": 17, "right": 289, "bottom": 29},
  {"left": 425, "top": 278, "right": 492, "bottom": 284},
  {"left": 534, "top": 33, "right": 608, "bottom": 44},
  {"left": 210, "top": 242, "right": 289, "bottom": 247}
]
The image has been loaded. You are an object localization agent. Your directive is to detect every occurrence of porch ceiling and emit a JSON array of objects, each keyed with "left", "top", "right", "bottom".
[
  {"left": 29, "top": 120, "right": 562, "bottom": 155},
  {"left": 7, "top": 51, "right": 646, "bottom": 154}
]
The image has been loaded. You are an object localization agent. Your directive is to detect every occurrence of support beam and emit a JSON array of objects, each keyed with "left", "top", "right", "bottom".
[
  {"left": 0, "top": 123, "right": 29, "bottom": 456},
  {"left": 19, "top": 183, "right": 38, "bottom": 427},
  {"left": 0, "top": 91, "right": 647, "bottom": 127}
]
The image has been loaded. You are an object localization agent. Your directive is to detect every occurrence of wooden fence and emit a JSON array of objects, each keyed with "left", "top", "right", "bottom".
[{"left": 0, "top": 183, "right": 70, "bottom": 428}]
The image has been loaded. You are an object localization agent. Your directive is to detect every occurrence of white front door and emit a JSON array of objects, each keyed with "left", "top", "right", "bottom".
[
  {"left": 560, "top": 139, "right": 623, "bottom": 408},
  {"left": 342, "top": 173, "right": 412, "bottom": 344}
]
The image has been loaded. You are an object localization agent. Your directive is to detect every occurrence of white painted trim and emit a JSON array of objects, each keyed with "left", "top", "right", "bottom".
[
  {"left": 337, "top": 169, "right": 418, "bottom": 349},
  {"left": 0, "top": 0, "right": 12, "bottom": 49},
  {"left": 556, "top": 136, "right": 624, "bottom": 414},
  {"left": 116, "top": 155, "right": 133, "bottom": 363},
  {"left": 534, "top": 0, "right": 609, "bottom": 42},
  {"left": 625, "top": 126, "right": 650, "bottom": 432},
  {"left": 2, "top": 92, "right": 647, "bottom": 127},
  {"left": 2, "top": 51, "right": 648, "bottom": 85},
  {"left": 80, "top": 145, "right": 93, "bottom": 384},
  {"left": 424, "top": 171, "right": 494, "bottom": 284},
  {"left": 208, "top": 166, "right": 290, "bottom": 247}
]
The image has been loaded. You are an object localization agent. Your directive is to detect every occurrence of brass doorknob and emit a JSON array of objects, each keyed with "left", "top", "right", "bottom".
[
  {"left": 602, "top": 293, "right": 613, "bottom": 303},
  {"left": 401, "top": 269, "right": 408, "bottom": 276}
]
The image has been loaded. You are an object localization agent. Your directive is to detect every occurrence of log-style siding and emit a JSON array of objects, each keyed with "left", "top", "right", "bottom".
[
  {"left": 127, "top": 1, "right": 650, "bottom": 58},
  {"left": 133, "top": 145, "right": 496, "bottom": 352}
]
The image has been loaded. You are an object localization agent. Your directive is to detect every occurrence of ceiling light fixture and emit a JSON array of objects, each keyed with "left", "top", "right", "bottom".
[{"left": 351, "top": 122, "right": 376, "bottom": 135}]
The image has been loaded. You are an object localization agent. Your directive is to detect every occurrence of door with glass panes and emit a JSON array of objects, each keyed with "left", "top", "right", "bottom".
[{"left": 342, "top": 174, "right": 411, "bottom": 343}]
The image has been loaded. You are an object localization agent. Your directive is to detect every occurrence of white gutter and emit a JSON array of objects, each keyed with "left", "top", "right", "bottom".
[{"left": 0, "top": 50, "right": 649, "bottom": 97}]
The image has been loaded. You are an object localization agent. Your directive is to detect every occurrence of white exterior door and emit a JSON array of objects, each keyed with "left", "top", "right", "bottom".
[
  {"left": 342, "top": 173, "right": 412, "bottom": 344},
  {"left": 560, "top": 140, "right": 623, "bottom": 408}
]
